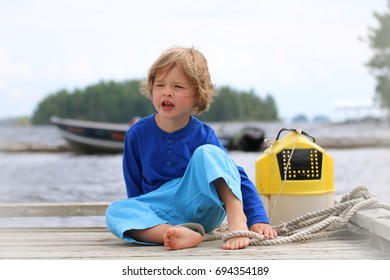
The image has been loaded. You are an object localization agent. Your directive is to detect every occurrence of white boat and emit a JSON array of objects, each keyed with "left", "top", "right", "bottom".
[
  {"left": 50, "top": 116, "right": 130, "bottom": 153},
  {"left": 50, "top": 116, "right": 266, "bottom": 153}
]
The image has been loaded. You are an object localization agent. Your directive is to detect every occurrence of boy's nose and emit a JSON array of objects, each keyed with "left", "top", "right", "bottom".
[{"left": 163, "top": 88, "right": 173, "bottom": 96}]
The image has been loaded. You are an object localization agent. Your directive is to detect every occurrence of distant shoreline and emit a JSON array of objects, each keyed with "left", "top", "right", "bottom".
[
  {"left": 1, "top": 120, "right": 390, "bottom": 152},
  {"left": 315, "top": 136, "right": 390, "bottom": 149},
  {"left": 1, "top": 135, "right": 390, "bottom": 153}
]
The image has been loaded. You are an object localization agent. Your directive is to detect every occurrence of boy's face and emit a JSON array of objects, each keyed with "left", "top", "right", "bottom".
[{"left": 152, "top": 66, "right": 196, "bottom": 123}]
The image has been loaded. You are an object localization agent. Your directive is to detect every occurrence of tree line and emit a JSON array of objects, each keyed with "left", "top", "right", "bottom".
[
  {"left": 31, "top": 79, "right": 278, "bottom": 124},
  {"left": 366, "top": 0, "right": 390, "bottom": 117}
]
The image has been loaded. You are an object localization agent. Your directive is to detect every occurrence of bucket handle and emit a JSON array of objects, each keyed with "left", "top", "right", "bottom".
[{"left": 275, "top": 128, "right": 316, "bottom": 143}]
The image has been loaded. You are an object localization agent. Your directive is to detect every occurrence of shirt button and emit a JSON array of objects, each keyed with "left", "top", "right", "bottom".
[
  {"left": 167, "top": 150, "right": 173, "bottom": 156},
  {"left": 167, "top": 139, "right": 173, "bottom": 144},
  {"left": 166, "top": 161, "right": 172, "bottom": 167}
]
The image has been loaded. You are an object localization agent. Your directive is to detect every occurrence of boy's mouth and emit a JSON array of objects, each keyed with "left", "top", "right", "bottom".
[{"left": 162, "top": 101, "right": 174, "bottom": 108}]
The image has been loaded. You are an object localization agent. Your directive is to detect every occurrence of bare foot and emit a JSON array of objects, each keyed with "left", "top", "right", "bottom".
[
  {"left": 223, "top": 218, "right": 250, "bottom": 250},
  {"left": 213, "top": 178, "right": 250, "bottom": 250},
  {"left": 163, "top": 226, "right": 203, "bottom": 251}
]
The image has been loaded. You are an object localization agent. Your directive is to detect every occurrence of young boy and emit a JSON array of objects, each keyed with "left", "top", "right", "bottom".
[{"left": 106, "top": 46, "right": 276, "bottom": 250}]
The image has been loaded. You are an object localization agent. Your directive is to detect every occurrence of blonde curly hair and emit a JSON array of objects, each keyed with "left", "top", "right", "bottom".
[{"left": 140, "top": 46, "right": 215, "bottom": 115}]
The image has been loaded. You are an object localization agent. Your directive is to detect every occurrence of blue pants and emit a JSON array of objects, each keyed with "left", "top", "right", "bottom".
[{"left": 105, "top": 144, "right": 242, "bottom": 244}]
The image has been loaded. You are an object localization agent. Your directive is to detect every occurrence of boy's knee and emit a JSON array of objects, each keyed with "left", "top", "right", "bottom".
[
  {"left": 193, "top": 144, "right": 224, "bottom": 158},
  {"left": 105, "top": 200, "right": 122, "bottom": 218}
]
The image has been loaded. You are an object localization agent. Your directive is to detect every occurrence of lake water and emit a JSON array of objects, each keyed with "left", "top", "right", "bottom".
[{"left": 1, "top": 122, "right": 390, "bottom": 226}]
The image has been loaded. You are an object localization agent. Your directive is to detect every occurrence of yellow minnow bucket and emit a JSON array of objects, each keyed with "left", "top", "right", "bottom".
[{"left": 256, "top": 128, "right": 334, "bottom": 225}]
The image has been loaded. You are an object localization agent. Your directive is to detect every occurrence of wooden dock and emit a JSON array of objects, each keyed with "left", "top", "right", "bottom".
[{"left": 1, "top": 201, "right": 390, "bottom": 260}]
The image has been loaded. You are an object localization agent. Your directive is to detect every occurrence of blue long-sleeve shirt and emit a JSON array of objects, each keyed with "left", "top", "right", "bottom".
[{"left": 122, "top": 113, "right": 270, "bottom": 227}]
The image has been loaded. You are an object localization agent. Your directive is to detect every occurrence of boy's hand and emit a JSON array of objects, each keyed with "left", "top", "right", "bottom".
[{"left": 250, "top": 223, "right": 277, "bottom": 239}]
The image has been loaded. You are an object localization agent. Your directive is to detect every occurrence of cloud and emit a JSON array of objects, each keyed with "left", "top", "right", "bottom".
[
  {"left": 0, "top": 0, "right": 387, "bottom": 120},
  {"left": 0, "top": 50, "right": 34, "bottom": 80}
]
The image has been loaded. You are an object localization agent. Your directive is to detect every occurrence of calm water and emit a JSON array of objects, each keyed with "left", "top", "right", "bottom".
[{"left": 1, "top": 123, "right": 390, "bottom": 226}]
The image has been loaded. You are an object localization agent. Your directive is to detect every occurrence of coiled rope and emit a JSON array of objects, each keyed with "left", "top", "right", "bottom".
[{"left": 183, "top": 186, "right": 390, "bottom": 246}]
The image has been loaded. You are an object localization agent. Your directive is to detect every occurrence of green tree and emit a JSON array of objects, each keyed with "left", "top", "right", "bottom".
[
  {"left": 31, "top": 89, "right": 71, "bottom": 124},
  {"left": 200, "top": 86, "right": 278, "bottom": 122},
  {"left": 32, "top": 80, "right": 278, "bottom": 124},
  {"left": 31, "top": 80, "right": 155, "bottom": 124},
  {"left": 367, "top": 1, "right": 390, "bottom": 115}
]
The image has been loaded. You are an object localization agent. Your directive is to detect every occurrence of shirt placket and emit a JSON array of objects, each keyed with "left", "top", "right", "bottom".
[{"left": 166, "top": 138, "right": 174, "bottom": 168}]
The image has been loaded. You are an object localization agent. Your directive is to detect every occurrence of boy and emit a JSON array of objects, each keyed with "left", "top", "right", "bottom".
[{"left": 106, "top": 47, "right": 276, "bottom": 250}]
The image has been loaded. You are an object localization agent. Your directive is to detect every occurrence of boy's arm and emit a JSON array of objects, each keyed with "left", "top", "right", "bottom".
[
  {"left": 237, "top": 165, "right": 270, "bottom": 227},
  {"left": 238, "top": 168, "right": 278, "bottom": 239},
  {"left": 122, "top": 129, "right": 143, "bottom": 198}
]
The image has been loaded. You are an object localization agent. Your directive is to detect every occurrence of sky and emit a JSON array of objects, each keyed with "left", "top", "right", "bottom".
[{"left": 0, "top": 0, "right": 388, "bottom": 122}]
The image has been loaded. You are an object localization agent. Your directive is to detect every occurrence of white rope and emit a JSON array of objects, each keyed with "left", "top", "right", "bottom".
[
  {"left": 200, "top": 186, "right": 390, "bottom": 246},
  {"left": 269, "top": 129, "right": 301, "bottom": 222}
]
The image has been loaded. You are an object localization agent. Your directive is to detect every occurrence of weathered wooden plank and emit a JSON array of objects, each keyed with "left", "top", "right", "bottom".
[
  {"left": 1, "top": 241, "right": 388, "bottom": 260},
  {"left": 0, "top": 242, "right": 386, "bottom": 260},
  {"left": 351, "top": 208, "right": 390, "bottom": 239},
  {"left": 0, "top": 202, "right": 109, "bottom": 217},
  {"left": 1, "top": 226, "right": 390, "bottom": 260},
  {"left": 0, "top": 226, "right": 106, "bottom": 232},
  {"left": 350, "top": 208, "right": 390, "bottom": 251},
  {"left": 1, "top": 202, "right": 390, "bottom": 258}
]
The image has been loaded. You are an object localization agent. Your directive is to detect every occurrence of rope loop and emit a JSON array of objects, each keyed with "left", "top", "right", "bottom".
[{"left": 195, "top": 186, "right": 390, "bottom": 246}]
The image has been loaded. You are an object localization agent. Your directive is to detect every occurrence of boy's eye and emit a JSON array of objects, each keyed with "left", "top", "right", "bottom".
[
  {"left": 175, "top": 85, "right": 184, "bottom": 89},
  {"left": 155, "top": 84, "right": 164, "bottom": 87}
]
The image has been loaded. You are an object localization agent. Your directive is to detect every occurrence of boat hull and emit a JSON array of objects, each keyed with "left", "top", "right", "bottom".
[
  {"left": 51, "top": 116, "right": 265, "bottom": 153},
  {"left": 51, "top": 116, "right": 128, "bottom": 153}
]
